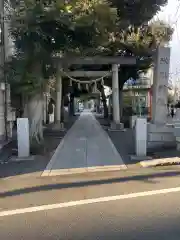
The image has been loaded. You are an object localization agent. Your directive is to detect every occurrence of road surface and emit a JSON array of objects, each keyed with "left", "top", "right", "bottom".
[
  {"left": 1, "top": 191, "right": 180, "bottom": 239},
  {"left": 1, "top": 168, "right": 180, "bottom": 239}
]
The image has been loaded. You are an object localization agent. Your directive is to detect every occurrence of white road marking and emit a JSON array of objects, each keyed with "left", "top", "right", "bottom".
[{"left": 1, "top": 186, "right": 180, "bottom": 217}]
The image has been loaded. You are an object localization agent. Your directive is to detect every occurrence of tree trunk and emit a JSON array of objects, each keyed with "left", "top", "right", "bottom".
[{"left": 23, "top": 93, "right": 44, "bottom": 144}]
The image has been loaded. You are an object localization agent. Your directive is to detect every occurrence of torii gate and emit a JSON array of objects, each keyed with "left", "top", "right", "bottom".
[
  {"left": 54, "top": 47, "right": 172, "bottom": 151},
  {"left": 53, "top": 56, "right": 136, "bottom": 128}
]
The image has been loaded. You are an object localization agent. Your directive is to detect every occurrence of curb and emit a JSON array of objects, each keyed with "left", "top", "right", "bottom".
[
  {"left": 41, "top": 164, "right": 127, "bottom": 177},
  {"left": 139, "top": 157, "right": 180, "bottom": 167},
  {"left": 8, "top": 156, "right": 35, "bottom": 162}
]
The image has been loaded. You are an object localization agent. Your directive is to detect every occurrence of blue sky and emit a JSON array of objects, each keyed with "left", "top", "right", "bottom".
[{"left": 157, "top": 0, "right": 180, "bottom": 81}]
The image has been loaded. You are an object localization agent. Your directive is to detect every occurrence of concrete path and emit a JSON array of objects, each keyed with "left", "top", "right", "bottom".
[{"left": 42, "top": 111, "right": 126, "bottom": 176}]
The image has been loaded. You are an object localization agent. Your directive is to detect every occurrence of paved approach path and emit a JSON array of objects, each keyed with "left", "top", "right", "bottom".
[{"left": 42, "top": 110, "right": 126, "bottom": 176}]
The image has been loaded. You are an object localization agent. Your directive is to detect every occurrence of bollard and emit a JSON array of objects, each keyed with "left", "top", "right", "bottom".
[
  {"left": 135, "top": 118, "right": 147, "bottom": 157},
  {"left": 17, "top": 118, "right": 30, "bottom": 158}
]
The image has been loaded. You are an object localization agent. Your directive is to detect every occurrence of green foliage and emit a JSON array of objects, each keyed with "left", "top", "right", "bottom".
[
  {"left": 7, "top": 0, "right": 118, "bottom": 96},
  {"left": 6, "top": 55, "right": 44, "bottom": 96},
  {"left": 149, "top": 20, "right": 174, "bottom": 45},
  {"left": 9, "top": 0, "right": 117, "bottom": 54},
  {"left": 106, "top": 20, "right": 173, "bottom": 87},
  {"left": 6, "top": 0, "right": 172, "bottom": 96},
  {"left": 110, "top": 0, "right": 168, "bottom": 26},
  {"left": 168, "top": 93, "right": 174, "bottom": 105}
]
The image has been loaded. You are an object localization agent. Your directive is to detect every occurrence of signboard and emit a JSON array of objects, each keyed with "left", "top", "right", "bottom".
[
  {"left": 124, "top": 77, "right": 150, "bottom": 89},
  {"left": 126, "top": 78, "right": 136, "bottom": 85}
]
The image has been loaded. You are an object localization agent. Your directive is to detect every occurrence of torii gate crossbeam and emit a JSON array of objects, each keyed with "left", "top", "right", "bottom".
[{"left": 54, "top": 56, "right": 136, "bottom": 129}]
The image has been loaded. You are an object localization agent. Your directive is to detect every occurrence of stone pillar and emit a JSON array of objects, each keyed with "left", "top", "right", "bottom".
[
  {"left": 74, "top": 98, "right": 77, "bottom": 113},
  {"left": 43, "top": 94, "right": 47, "bottom": 124},
  {"left": 0, "top": 90, "right": 5, "bottom": 140},
  {"left": 119, "top": 90, "right": 123, "bottom": 118},
  {"left": 110, "top": 64, "right": 124, "bottom": 130},
  {"left": 69, "top": 93, "right": 75, "bottom": 116},
  {"left": 135, "top": 118, "right": 147, "bottom": 157},
  {"left": 152, "top": 46, "right": 170, "bottom": 125},
  {"left": 17, "top": 118, "right": 30, "bottom": 158},
  {"left": 84, "top": 101, "right": 88, "bottom": 109},
  {"left": 96, "top": 97, "right": 100, "bottom": 113},
  {"left": 108, "top": 96, "right": 111, "bottom": 114},
  {"left": 148, "top": 47, "right": 175, "bottom": 150},
  {"left": 55, "top": 69, "right": 62, "bottom": 126},
  {"left": 112, "top": 64, "right": 120, "bottom": 123}
]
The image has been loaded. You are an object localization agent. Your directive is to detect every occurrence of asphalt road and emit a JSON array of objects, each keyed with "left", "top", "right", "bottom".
[
  {"left": 1, "top": 191, "right": 180, "bottom": 239},
  {"left": 1, "top": 168, "right": 180, "bottom": 239}
]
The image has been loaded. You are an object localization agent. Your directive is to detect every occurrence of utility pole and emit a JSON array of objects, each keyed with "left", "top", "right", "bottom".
[{"left": 0, "top": 0, "right": 8, "bottom": 140}]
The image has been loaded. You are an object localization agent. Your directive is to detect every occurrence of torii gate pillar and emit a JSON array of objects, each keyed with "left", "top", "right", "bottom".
[
  {"left": 111, "top": 64, "right": 124, "bottom": 130},
  {"left": 112, "top": 64, "right": 120, "bottom": 123},
  {"left": 54, "top": 68, "right": 63, "bottom": 129}
]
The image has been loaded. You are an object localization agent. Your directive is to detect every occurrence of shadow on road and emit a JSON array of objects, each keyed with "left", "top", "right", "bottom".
[{"left": 1, "top": 170, "right": 180, "bottom": 198}]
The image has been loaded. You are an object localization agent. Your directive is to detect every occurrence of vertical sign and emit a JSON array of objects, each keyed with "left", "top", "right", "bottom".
[{"left": 152, "top": 47, "right": 170, "bottom": 124}]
